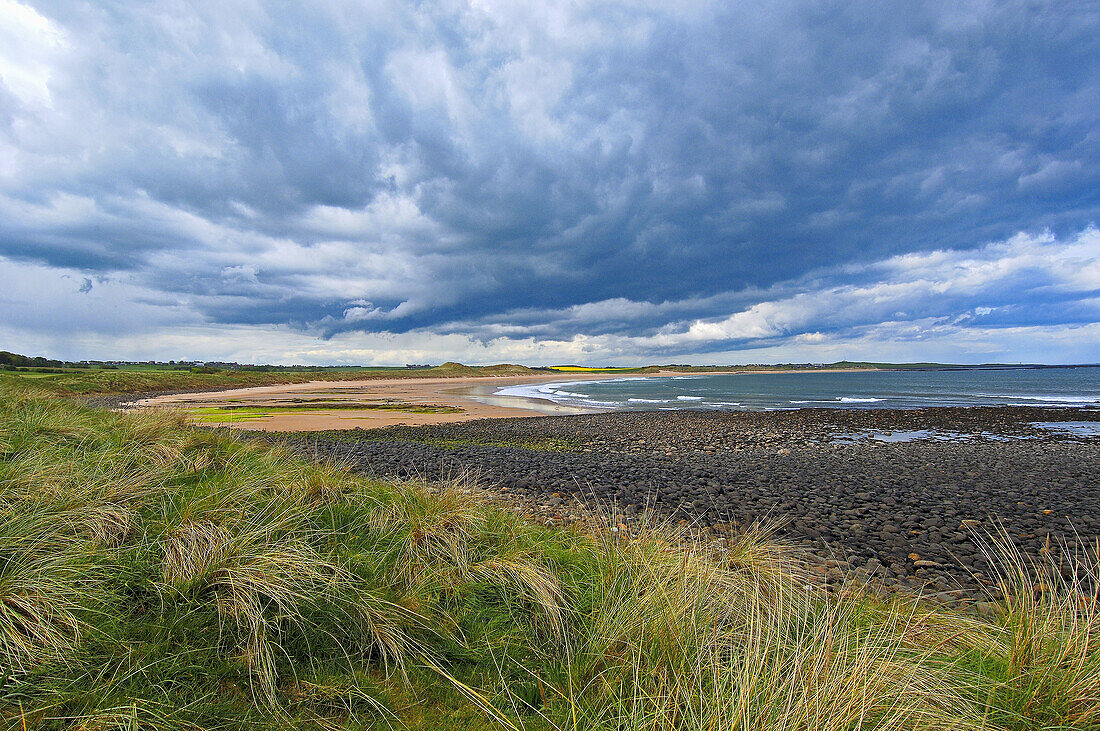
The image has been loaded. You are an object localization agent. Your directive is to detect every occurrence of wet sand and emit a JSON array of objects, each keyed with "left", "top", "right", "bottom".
[{"left": 123, "top": 367, "right": 887, "bottom": 431}]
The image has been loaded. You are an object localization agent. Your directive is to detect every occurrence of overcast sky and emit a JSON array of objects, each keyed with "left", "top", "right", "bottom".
[{"left": 1, "top": 0, "right": 1098, "bottom": 365}]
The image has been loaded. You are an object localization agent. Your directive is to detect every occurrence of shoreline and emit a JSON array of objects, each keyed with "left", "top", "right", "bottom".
[
  {"left": 121, "top": 369, "right": 744, "bottom": 430},
  {"left": 121, "top": 366, "right": 1099, "bottom": 431}
]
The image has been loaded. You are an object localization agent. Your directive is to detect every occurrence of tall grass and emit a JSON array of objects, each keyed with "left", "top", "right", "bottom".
[
  {"left": 2, "top": 384, "right": 1100, "bottom": 729},
  {"left": 551, "top": 520, "right": 982, "bottom": 730},
  {"left": 0, "top": 511, "right": 88, "bottom": 677},
  {"left": 973, "top": 528, "right": 1100, "bottom": 728}
]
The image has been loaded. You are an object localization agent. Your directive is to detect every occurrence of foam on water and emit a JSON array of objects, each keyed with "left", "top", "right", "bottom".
[
  {"left": 974, "top": 393, "right": 1100, "bottom": 405},
  {"left": 491, "top": 367, "right": 1100, "bottom": 413},
  {"left": 791, "top": 396, "right": 888, "bottom": 404},
  {"left": 494, "top": 381, "right": 619, "bottom": 408}
]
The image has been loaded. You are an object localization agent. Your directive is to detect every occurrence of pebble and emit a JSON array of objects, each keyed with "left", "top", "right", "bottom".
[{"left": 268, "top": 405, "right": 1100, "bottom": 602}]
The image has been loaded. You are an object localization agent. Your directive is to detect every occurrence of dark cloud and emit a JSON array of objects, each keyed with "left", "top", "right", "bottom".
[{"left": 0, "top": 0, "right": 1097, "bottom": 362}]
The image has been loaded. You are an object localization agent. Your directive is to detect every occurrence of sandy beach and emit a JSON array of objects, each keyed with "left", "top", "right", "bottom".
[{"left": 126, "top": 370, "right": 711, "bottom": 430}]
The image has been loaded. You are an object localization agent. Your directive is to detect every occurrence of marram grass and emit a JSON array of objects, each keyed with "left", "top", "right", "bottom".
[{"left": 1, "top": 384, "right": 1099, "bottom": 729}]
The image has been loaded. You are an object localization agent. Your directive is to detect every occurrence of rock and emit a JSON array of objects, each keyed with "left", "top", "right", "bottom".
[
  {"left": 279, "top": 405, "right": 1100, "bottom": 603},
  {"left": 974, "top": 601, "right": 1002, "bottom": 618}
]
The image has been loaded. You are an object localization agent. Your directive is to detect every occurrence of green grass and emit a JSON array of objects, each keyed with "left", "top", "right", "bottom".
[
  {"left": 183, "top": 407, "right": 275, "bottom": 423},
  {"left": 3, "top": 380, "right": 1100, "bottom": 729},
  {"left": 0, "top": 361, "right": 540, "bottom": 398},
  {"left": 548, "top": 367, "right": 644, "bottom": 373},
  {"left": 211, "top": 401, "right": 464, "bottom": 412},
  {"left": 183, "top": 402, "right": 465, "bottom": 424}
]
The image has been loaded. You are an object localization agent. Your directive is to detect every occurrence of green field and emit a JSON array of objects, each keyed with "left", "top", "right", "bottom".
[
  {"left": 2, "top": 356, "right": 1035, "bottom": 401},
  {"left": 548, "top": 366, "right": 643, "bottom": 373},
  {"left": 2, "top": 377, "right": 1100, "bottom": 728},
  {"left": 0, "top": 361, "right": 541, "bottom": 398}
]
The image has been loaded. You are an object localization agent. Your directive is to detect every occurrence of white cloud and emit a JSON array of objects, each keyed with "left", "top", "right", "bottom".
[
  {"left": 0, "top": 2, "right": 1097, "bottom": 366},
  {"left": 0, "top": 0, "right": 64, "bottom": 108},
  {"left": 3, "top": 228, "right": 1097, "bottom": 365},
  {"left": 637, "top": 227, "right": 1100, "bottom": 350}
]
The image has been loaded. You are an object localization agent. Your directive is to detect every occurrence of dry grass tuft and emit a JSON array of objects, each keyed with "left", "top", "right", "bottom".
[
  {"left": 370, "top": 476, "right": 487, "bottom": 586},
  {"left": 975, "top": 527, "right": 1100, "bottom": 727},
  {"left": 158, "top": 503, "right": 424, "bottom": 709},
  {"left": 471, "top": 553, "right": 568, "bottom": 642},
  {"left": 558, "top": 516, "right": 983, "bottom": 730},
  {"left": 0, "top": 512, "right": 88, "bottom": 676},
  {"left": 159, "top": 508, "right": 333, "bottom": 706},
  {"left": 370, "top": 473, "right": 570, "bottom": 642}
]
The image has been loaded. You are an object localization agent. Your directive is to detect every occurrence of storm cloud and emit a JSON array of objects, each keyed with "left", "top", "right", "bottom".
[{"left": 1, "top": 0, "right": 1098, "bottom": 364}]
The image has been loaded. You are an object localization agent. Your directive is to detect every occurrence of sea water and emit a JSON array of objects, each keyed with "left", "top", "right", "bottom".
[{"left": 493, "top": 366, "right": 1100, "bottom": 412}]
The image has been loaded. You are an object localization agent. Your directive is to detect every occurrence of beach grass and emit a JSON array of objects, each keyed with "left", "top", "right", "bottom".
[
  {"left": 2, "top": 380, "right": 1099, "bottom": 729},
  {"left": 548, "top": 366, "right": 642, "bottom": 372}
]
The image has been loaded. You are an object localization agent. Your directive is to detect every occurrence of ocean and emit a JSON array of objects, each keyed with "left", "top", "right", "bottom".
[{"left": 493, "top": 366, "right": 1100, "bottom": 412}]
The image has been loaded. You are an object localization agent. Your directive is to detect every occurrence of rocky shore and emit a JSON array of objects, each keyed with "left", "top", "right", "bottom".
[{"left": 271, "top": 406, "right": 1100, "bottom": 606}]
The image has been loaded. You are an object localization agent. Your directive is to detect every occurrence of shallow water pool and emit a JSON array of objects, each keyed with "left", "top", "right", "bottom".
[{"left": 1031, "top": 421, "right": 1100, "bottom": 437}]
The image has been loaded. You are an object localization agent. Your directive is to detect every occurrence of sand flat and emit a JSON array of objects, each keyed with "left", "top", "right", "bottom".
[
  {"left": 126, "top": 372, "right": 671, "bottom": 430},
  {"left": 124, "top": 368, "right": 876, "bottom": 431}
]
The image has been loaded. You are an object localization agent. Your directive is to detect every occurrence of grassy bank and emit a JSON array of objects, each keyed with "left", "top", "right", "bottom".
[
  {"left": 2, "top": 384, "right": 1100, "bottom": 729},
  {"left": 0, "top": 362, "right": 541, "bottom": 398}
]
